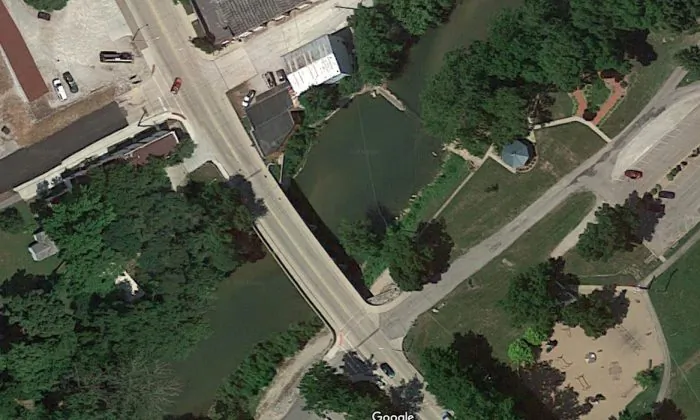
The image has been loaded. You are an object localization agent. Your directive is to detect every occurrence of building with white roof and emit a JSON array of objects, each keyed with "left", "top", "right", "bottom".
[{"left": 282, "top": 33, "right": 354, "bottom": 95}]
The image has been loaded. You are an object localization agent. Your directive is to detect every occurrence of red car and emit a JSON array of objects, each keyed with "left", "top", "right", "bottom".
[
  {"left": 624, "top": 169, "right": 643, "bottom": 179},
  {"left": 170, "top": 77, "right": 182, "bottom": 94}
]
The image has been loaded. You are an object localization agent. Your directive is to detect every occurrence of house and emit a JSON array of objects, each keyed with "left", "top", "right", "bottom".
[
  {"left": 282, "top": 33, "right": 354, "bottom": 95},
  {"left": 192, "top": 0, "right": 308, "bottom": 45},
  {"left": 27, "top": 231, "right": 58, "bottom": 261},
  {"left": 245, "top": 86, "right": 301, "bottom": 156},
  {"left": 115, "top": 271, "right": 144, "bottom": 302}
]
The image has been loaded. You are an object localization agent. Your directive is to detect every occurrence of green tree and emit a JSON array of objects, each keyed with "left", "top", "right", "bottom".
[
  {"left": 299, "top": 361, "right": 393, "bottom": 419},
  {"left": 382, "top": 227, "right": 432, "bottom": 291},
  {"left": 23, "top": 0, "right": 69, "bottom": 11},
  {"left": 299, "top": 84, "right": 341, "bottom": 124},
  {"left": 338, "top": 219, "right": 382, "bottom": 261},
  {"left": 390, "top": 0, "right": 455, "bottom": 35},
  {"left": 0, "top": 207, "right": 26, "bottom": 233},
  {"left": 560, "top": 285, "right": 623, "bottom": 338},
  {"left": 522, "top": 326, "right": 549, "bottom": 346},
  {"left": 349, "top": 4, "right": 408, "bottom": 84},
  {"left": 338, "top": 74, "right": 365, "bottom": 97},
  {"left": 283, "top": 125, "right": 318, "bottom": 178},
  {"left": 635, "top": 365, "right": 663, "bottom": 390},
  {"left": 676, "top": 46, "right": 700, "bottom": 74},
  {"left": 576, "top": 202, "right": 640, "bottom": 261},
  {"left": 507, "top": 339, "right": 536, "bottom": 367},
  {"left": 170, "top": 136, "right": 196, "bottom": 163}
]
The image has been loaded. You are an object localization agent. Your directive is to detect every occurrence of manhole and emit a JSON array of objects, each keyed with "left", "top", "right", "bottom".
[{"left": 1, "top": 125, "right": 10, "bottom": 135}]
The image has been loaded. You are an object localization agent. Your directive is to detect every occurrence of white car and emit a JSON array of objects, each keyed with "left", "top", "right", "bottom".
[
  {"left": 52, "top": 78, "right": 67, "bottom": 101},
  {"left": 241, "top": 89, "right": 256, "bottom": 107}
]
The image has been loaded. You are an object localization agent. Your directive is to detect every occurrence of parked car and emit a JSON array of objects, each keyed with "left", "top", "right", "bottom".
[
  {"left": 262, "top": 71, "right": 276, "bottom": 88},
  {"left": 52, "top": 78, "right": 67, "bottom": 101},
  {"left": 379, "top": 362, "right": 395, "bottom": 378},
  {"left": 275, "top": 69, "right": 287, "bottom": 83},
  {"left": 624, "top": 169, "right": 643, "bottom": 179},
  {"left": 62, "top": 71, "right": 78, "bottom": 93},
  {"left": 241, "top": 89, "right": 256, "bottom": 107},
  {"left": 37, "top": 11, "right": 51, "bottom": 21},
  {"left": 99, "top": 51, "right": 134, "bottom": 63},
  {"left": 658, "top": 190, "right": 676, "bottom": 199},
  {"left": 170, "top": 77, "right": 182, "bottom": 94}
]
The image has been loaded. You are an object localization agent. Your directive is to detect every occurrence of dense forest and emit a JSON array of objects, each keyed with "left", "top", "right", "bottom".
[{"left": 0, "top": 157, "right": 266, "bottom": 418}]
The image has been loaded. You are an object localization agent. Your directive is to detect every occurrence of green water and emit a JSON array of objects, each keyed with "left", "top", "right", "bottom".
[
  {"left": 170, "top": 255, "right": 316, "bottom": 415},
  {"left": 296, "top": 0, "right": 522, "bottom": 234}
]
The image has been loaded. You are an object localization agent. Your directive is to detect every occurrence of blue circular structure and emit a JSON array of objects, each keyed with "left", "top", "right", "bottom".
[{"left": 501, "top": 140, "right": 531, "bottom": 169}]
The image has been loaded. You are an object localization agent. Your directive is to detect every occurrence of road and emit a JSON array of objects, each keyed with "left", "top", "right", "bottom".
[{"left": 121, "top": 1, "right": 444, "bottom": 419}]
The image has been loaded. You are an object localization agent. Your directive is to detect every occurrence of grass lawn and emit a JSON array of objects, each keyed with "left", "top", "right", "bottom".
[
  {"left": 0, "top": 202, "right": 59, "bottom": 283},
  {"left": 441, "top": 122, "right": 605, "bottom": 256},
  {"left": 649, "top": 240, "right": 700, "bottom": 416},
  {"left": 585, "top": 78, "right": 611, "bottom": 110},
  {"left": 188, "top": 161, "right": 225, "bottom": 182},
  {"left": 678, "top": 70, "right": 700, "bottom": 88},
  {"left": 547, "top": 91, "right": 576, "bottom": 120},
  {"left": 404, "top": 191, "right": 596, "bottom": 365},
  {"left": 625, "top": 378, "right": 661, "bottom": 416},
  {"left": 600, "top": 32, "right": 692, "bottom": 138},
  {"left": 563, "top": 245, "right": 660, "bottom": 286}
]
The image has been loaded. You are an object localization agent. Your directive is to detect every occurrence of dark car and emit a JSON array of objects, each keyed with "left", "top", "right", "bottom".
[
  {"left": 62, "top": 71, "right": 78, "bottom": 93},
  {"left": 276, "top": 69, "right": 287, "bottom": 83},
  {"left": 624, "top": 169, "right": 643, "bottom": 179},
  {"left": 37, "top": 11, "right": 51, "bottom": 21},
  {"left": 262, "top": 71, "right": 276, "bottom": 88},
  {"left": 658, "top": 190, "right": 676, "bottom": 199},
  {"left": 379, "top": 362, "right": 395, "bottom": 378},
  {"left": 99, "top": 51, "right": 134, "bottom": 63}
]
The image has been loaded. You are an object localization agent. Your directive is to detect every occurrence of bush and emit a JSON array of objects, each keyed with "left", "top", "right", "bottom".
[
  {"left": 23, "top": 0, "right": 68, "bottom": 11},
  {"left": 635, "top": 365, "right": 663, "bottom": 390},
  {"left": 522, "top": 326, "right": 549, "bottom": 346},
  {"left": 170, "top": 136, "right": 196, "bottom": 163},
  {"left": 0, "top": 207, "right": 26, "bottom": 233},
  {"left": 507, "top": 339, "right": 535, "bottom": 366},
  {"left": 338, "top": 74, "right": 365, "bottom": 97},
  {"left": 299, "top": 85, "right": 341, "bottom": 125}
]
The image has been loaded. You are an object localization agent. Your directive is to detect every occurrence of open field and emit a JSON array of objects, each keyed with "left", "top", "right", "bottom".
[
  {"left": 563, "top": 245, "right": 660, "bottom": 286},
  {"left": 548, "top": 91, "right": 576, "bottom": 120},
  {"left": 440, "top": 122, "right": 606, "bottom": 256},
  {"left": 600, "top": 32, "right": 694, "bottom": 138},
  {"left": 404, "top": 191, "right": 596, "bottom": 364},
  {"left": 649, "top": 241, "right": 700, "bottom": 416},
  {"left": 0, "top": 202, "right": 59, "bottom": 282}
]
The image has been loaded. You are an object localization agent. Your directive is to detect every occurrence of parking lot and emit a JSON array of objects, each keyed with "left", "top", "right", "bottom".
[
  {"left": 4, "top": 0, "right": 147, "bottom": 107},
  {"left": 213, "top": 0, "right": 368, "bottom": 94},
  {"left": 609, "top": 90, "right": 700, "bottom": 255}
]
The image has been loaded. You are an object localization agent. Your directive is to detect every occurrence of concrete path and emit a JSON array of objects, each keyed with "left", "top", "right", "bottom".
[
  {"left": 550, "top": 200, "right": 601, "bottom": 258},
  {"left": 533, "top": 116, "right": 612, "bottom": 143}
]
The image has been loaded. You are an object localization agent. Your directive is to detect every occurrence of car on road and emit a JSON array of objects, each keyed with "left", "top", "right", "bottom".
[
  {"left": 99, "top": 51, "right": 134, "bottom": 63},
  {"left": 658, "top": 190, "right": 676, "bottom": 199},
  {"left": 276, "top": 69, "right": 287, "bottom": 84},
  {"left": 379, "top": 362, "right": 395, "bottom": 378},
  {"left": 37, "top": 11, "right": 51, "bottom": 21},
  {"left": 51, "top": 78, "right": 67, "bottom": 101},
  {"left": 624, "top": 169, "right": 643, "bottom": 179},
  {"left": 170, "top": 77, "right": 182, "bottom": 94},
  {"left": 262, "top": 71, "right": 276, "bottom": 88},
  {"left": 241, "top": 89, "right": 256, "bottom": 107},
  {"left": 62, "top": 71, "right": 78, "bottom": 93}
]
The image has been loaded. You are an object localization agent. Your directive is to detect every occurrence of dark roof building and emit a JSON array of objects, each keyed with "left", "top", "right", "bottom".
[
  {"left": 124, "top": 131, "right": 180, "bottom": 165},
  {"left": 246, "top": 87, "right": 298, "bottom": 156},
  {"left": 193, "top": 0, "right": 308, "bottom": 45}
]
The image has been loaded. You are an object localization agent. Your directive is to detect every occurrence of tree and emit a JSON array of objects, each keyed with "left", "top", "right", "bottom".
[
  {"left": 338, "top": 219, "right": 382, "bottom": 261},
  {"left": 576, "top": 202, "right": 640, "bottom": 261},
  {"left": 635, "top": 365, "right": 663, "bottom": 390},
  {"left": 170, "top": 136, "right": 196, "bottom": 163},
  {"left": 522, "top": 326, "right": 549, "bottom": 346},
  {"left": 299, "top": 361, "right": 394, "bottom": 419},
  {"left": 0, "top": 207, "right": 26, "bottom": 233},
  {"left": 501, "top": 259, "right": 571, "bottom": 331},
  {"left": 349, "top": 4, "right": 409, "bottom": 84},
  {"left": 190, "top": 37, "right": 222, "bottom": 54},
  {"left": 299, "top": 84, "right": 341, "bottom": 124},
  {"left": 23, "top": 0, "right": 69, "bottom": 11},
  {"left": 507, "top": 339, "right": 536, "bottom": 367},
  {"left": 382, "top": 227, "right": 433, "bottom": 291},
  {"left": 390, "top": 0, "right": 456, "bottom": 35},
  {"left": 560, "top": 285, "right": 623, "bottom": 338},
  {"left": 675, "top": 46, "right": 700, "bottom": 74}
]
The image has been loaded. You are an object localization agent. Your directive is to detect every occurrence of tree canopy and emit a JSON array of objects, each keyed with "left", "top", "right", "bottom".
[
  {"left": 576, "top": 201, "right": 641, "bottom": 262},
  {"left": 0, "top": 207, "right": 26, "bottom": 233},
  {"left": 23, "top": 0, "right": 69, "bottom": 11},
  {"left": 675, "top": 46, "right": 700, "bottom": 74},
  {"left": 560, "top": 284, "right": 626, "bottom": 338},
  {"left": 390, "top": 0, "right": 455, "bottom": 35},
  {"left": 0, "top": 158, "right": 266, "bottom": 418},
  {"left": 299, "top": 84, "right": 341, "bottom": 125}
]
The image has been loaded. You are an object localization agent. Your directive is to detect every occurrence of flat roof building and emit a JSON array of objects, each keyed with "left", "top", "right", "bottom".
[
  {"left": 282, "top": 33, "right": 354, "bottom": 95},
  {"left": 192, "top": 0, "right": 308, "bottom": 45},
  {"left": 246, "top": 86, "right": 300, "bottom": 156}
]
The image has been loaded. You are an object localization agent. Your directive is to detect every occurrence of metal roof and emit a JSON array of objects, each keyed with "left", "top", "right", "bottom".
[
  {"left": 246, "top": 88, "right": 295, "bottom": 156},
  {"left": 193, "top": 0, "right": 306, "bottom": 43},
  {"left": 501, "top": 140, "right": 531, "bottom": 168},
  {"left": 282, "top": 35, "right": 342, "bottom": 94}
]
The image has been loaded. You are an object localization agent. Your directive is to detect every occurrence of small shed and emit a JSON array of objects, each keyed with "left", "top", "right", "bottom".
[
  {"left": 27, "top": 231, "right": 59, "bottom": 261},
  {"left": 501, "top": 140, "right": 532, "bottom": 169}
]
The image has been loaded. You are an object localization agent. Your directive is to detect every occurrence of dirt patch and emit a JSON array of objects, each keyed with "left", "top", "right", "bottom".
[{"left": 679, "top": 349, "right": 700, "bottom": 374}]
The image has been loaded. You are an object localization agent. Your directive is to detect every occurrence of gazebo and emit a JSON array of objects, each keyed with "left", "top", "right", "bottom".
[{"left": 501, "top": 140, "right": 532, "bottom": 170}]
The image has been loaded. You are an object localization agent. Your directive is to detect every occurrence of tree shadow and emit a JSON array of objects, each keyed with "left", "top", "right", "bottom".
[
  {"left": 593, "top": 284, "right": 630, "bottom": 326},
  {"left": 416, "top": 218, "right": 454, "bottom": 284},
  {"left": 284, "top": 180, "right": 370, "bottom": 298},
  {"left": 547, "top": 257, "right": 580, "bottom": 303},
  {"left": 621, "top": 30, "right": 658, "bottom": 67},
  {"left": 530, "top": 92, "right": 555, "bottom": 125},
  {"left": 366, "top": 203, "right": 397, "bottom": 242},
  {"left": 162, "top": 415, "right": 212, "bottom": 420},
  {"left": 389, "top": 377, "right": 424, "bottom": 414},
  {"left": 341, "top": 350, "right": 379, "bottom": 382},
  {"left": 652, "top": 398, "right": 686, "bottom": 419},
  {"left": 227, "top": 174, "right": 268, "bottom": 219},
  {"left": 0, "top": 270, "right": 55, "bottom": 297},
  {"left": 519, "top": 362, "right": 592, "bottom": 420},
  {"left": 627, "top": 191, "right": 664, "bottom": 242}
]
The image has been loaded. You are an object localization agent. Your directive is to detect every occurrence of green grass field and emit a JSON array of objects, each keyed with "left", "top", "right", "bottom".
[
  {"left": 585, "top": 78, "right": 611, "bottom": 110},
  {"left": 563, "top": 245, "right": 660, "bottom": 286},
  {"left": 441, "top": 122, "right": 605, "bottom": 256},
  {"left": 0, "top": 202, "right": 59, "bottom": 283},
  {"left": 548, "top": 91, "right": 576, "bottom": 120},
  {"left": 600, "top": 32, "right": 691, "bottom": 137},
  {"left": 404, "top": 191, "right": 596, "bottom": 365},
  {"left": 188, "top": 161, "right": 225, "bottom": 182},
  {"left": 649, "top": 241, "right": 700, "bottom": 417}
]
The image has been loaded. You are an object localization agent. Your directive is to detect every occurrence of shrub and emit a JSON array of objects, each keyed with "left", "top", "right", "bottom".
[
  {"left": 0, "top": 207, "right": 26, "bottom": 233},
  {"left": 23, "top": 0, "right": 68, "bottom": 11}
]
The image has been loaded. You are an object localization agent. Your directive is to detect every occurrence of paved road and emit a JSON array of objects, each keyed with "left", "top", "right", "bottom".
[{"left": 122, "top": 1, "right": 444, "bottom": 419}]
